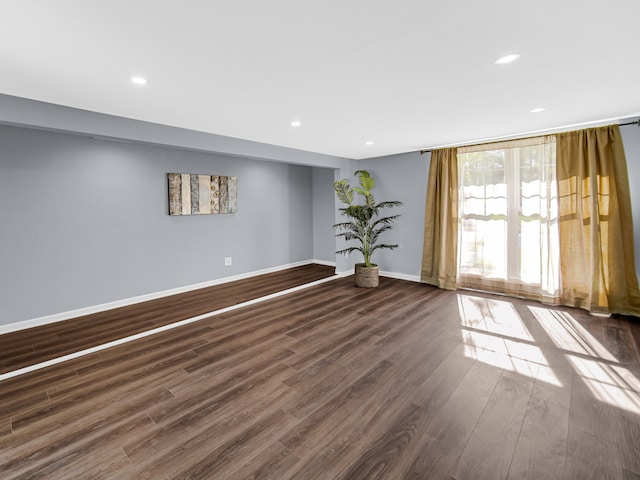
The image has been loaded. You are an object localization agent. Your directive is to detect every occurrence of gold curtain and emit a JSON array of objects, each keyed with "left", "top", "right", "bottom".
[
  {"left": 556, "top": 125, "right": 640, "bottom": 316},
  {"left": 421, "top": 148, "right": 458, "bottom": 289}
]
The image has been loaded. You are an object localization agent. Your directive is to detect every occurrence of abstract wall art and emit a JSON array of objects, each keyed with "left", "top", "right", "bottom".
[{"left": 168, "top": 173, "right": 237, "bottom": 215}]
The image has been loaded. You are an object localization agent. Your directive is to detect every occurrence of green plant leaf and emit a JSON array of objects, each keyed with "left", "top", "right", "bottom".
[
  {"left": 375, "top": 201, "right": 403, "bottom": 209},
  {"left": 371, "top": 243, "right": 399, "bottom": 253},
  {"left": 334, "top": 180, "right": 353, "bottom": 205},
  {"left": 355, "top": 170, "right": 375, "bottom": 192},
  {"left": 336, "top": 246, "right": 365, "bottom": 256},
  {"left": 333, "top": 170, "right": 402, "bottom": 266}
]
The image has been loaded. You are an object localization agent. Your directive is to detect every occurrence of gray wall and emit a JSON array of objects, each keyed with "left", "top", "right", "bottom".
[
  {"left": 620, "top": 120, "right": 640, "bottom": 281},
  {"left": 311, "top": 167, "right": 337, "bottom": 263},
  {"left": 0, "top": 125, "right": 318, "bottom": 325},
  {"left": 361, "top": 122, "right": 640, "bottom": 282},
  {"left": 0, "top": 94, "right": 348, "bottom": 169},
  {"left": 344, "top": 153, "right": 430, "bottom": 277}
]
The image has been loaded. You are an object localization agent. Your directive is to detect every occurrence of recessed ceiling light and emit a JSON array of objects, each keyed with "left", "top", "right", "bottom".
[
  {"left": 530, "top": 107, "right": 546, "bottom": 113},
  {"left": 494, "top": 53, "right": 520, "bottom": 65},
  {"left": 365, "top": 141, "right": 373, "bottom": 146},
  {"left": 290, "top": 121, "right": 301, "bottom": 127},
  {"left": 131, "top": 76, "right": 147, "bottom": 85}
]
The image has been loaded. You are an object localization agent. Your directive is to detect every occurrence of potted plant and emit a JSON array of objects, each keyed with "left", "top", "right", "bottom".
[{"left": 334, "top": 170, "right": 402, "bottom": 287}]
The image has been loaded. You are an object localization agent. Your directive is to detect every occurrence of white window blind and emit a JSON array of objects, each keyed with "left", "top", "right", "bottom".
[{"left": 456, "top": 136, "right": 560, "bottom": 302}]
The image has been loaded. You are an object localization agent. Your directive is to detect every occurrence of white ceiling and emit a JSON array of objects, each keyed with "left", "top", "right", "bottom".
[{"left": 1, "top": 0, "right": 639, "bottom": 159}]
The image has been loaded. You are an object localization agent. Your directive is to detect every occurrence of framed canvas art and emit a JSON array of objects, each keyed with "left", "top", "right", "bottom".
[{"left": 168, "top": 173, "right": 237, "bottom": 215}]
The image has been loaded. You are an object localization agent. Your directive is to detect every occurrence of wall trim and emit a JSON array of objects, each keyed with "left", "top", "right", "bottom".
[
  {"left": 334, "top": 268, "right": 420, "bottom": 283},
  {"left": 311, "top": 259, "right": 337, "bottom": 267},
  {"left": 0, "top": 260, "right": 335, "bottom": 335},
  {"left": 335, "top": 269, "right": 353, "bottom": 277},
  {"left": 380, "top": 270, "right": 422, "bottom": 283}
]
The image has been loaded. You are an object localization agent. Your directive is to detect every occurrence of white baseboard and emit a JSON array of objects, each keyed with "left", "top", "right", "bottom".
[
  {"left": 334, "top": 269, "right": 353, "bottom": 277},
  {"left": 311, "top": 259, "right": 337, "bottom": 267},
  {"left": 334, "top": 268, "right": 421, "bottom": 282},
  {"left": 380, "top": 270, "right": 422, "bottom": 283},
  {"left": 0, "top": 259, "right": 336, "bottom": 335}
]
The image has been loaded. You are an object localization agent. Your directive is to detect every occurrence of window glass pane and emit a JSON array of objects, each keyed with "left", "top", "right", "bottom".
[{"left": 457, "top": 139, "right": 559, "bottom": 300}]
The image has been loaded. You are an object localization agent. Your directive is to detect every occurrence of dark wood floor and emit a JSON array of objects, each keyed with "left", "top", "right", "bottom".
[
  {"left": 0, "top": 264, "right": 335, "bottom": 374},
  {"left": 1, "top": 268, "right": 640, "bottom": 479}
]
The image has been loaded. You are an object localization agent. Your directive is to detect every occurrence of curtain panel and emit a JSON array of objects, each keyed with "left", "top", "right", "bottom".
[
  {"left": 421, "top": 124, "right": 640, "bottom": 317},
  {"left": 421, "top": 148, "right": 459, "bottom": 289},
  {"left": 556, "top": 125, "right": 640, "bottom": 316}
]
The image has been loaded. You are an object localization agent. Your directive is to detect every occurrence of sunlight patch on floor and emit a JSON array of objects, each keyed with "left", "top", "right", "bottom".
[
  {"left": 458, "top": 294, "right": 561, "bottom": 386},
  {"left": 530, "top": 305, "right": 640, "bottom": 415},
  {"left": 566, "top": 355, "right": 640, "bottom": 415},
  {"left": 458, "top": 293, "right": 534, "bottom": 341},
  {"left": 529, "top": 306, "right": 617, "bottom": 361}
]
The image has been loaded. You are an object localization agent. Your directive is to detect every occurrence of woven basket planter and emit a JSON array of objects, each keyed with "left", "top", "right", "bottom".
[{"left": 354, "top": 263, "right": 379, "bottom": 288}]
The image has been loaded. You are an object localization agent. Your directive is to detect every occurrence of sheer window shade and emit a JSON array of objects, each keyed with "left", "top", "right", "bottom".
[{"left": 456, "top": 136, "right": 561, "bottom": 303}]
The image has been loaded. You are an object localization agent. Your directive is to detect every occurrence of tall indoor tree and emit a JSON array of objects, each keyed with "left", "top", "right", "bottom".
[{"left": 334, "top": 170, "right": 402, "bottom": 287}]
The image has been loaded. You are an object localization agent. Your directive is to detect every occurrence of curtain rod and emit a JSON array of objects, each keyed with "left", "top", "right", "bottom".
[{"left": 419, "top": 119, "right": 640, "bottom": 155}]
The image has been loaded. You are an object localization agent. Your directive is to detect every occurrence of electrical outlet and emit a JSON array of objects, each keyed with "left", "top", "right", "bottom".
[{"left": 224, "top": 257, "right": 232, "bottom": 266}]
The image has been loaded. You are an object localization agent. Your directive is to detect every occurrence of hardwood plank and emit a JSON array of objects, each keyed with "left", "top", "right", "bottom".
[
  {"left": 0, "top": 391, "right": 49, "bottom": 421},
  {"left": 1, "top": 271, "right": 639, "bottom": 479},
  {"left": 628, "top": 318, "right": 640, "bottom": 358},
  {"left": 410, "top": 343, "right": 475, "bottom": 411},
  {"left": 283, "top": 326, "right": 377, "bottom": 383},
  {"left": 70, "top": 325, "right": 210, "bottom": 378},
  {"left": 335, "top": 402, "right": 431, "bottom": 480},
  {"left": 618, "top": 407, "right": 640, "bottom": 476},
  {"left": 340, "top": 405, "right": 426, "bottom": 480},
  {"left": 47, "top": 343, "right": 201, "bottom": 401},
  {"left": 283, "top": 344, "right": 383, "bottom": 420},
  {"left": 286, "top": 379, "right": 415, "bottom": 479},
  {"left": 530, "top": 352, "right": 575, "bottom": 408},
  {"left": 171, "top": 409, "right": 298, "bottom": 480},
  {"left": 507, "top": 396, "right": 569, "bottom": 480},
  {"left": 133, "top": 392, "right": 298, "bottom": 479},
  {"left": 188, "top": 311, "right": 300, "bottom": 358},
  {"left": 600, "top": 324, "right": 638, "bottom": 368},
  {"left": 390, "top": 335, "right": 462, "bottom": 387},
  {"left": 6, "top": 413, "right": 155, "bottom": 480},
  {"left": 279, "top": 360, "right": 397, "bottom": 456},
  {"left": 154, "top": 350, "right": 294, "bottom": 420},
  {"left": 228, "top": 441, "right": 300, "bottom": 480},
  {"left": 65, "top": 448, "right": 133, "bottom": 480},
  {"left": 453, "top": 371, "right": 534, "bottom": 480},
  {"left": 367, "top": 287, "right": 448, "bottom": 342},
  {"left": 128, "top": 384, "right": 292, "bottom": 473},
  {"left": 0, "top": 387, "right": 173, "bottom": 471},
  {"left": 284, "top": 333, "right": 381, "bottom": 389},
  {"left": 568, "top": 367, "right": 640, "bottom": 450},
  {"left": 3, "top": 348, "right": 181, "bottom": 442},
  {"left": 0, "top": 418, "right": 11, "bottom": 438},
  {"left": 402, "top": 433, "right": 464, "bottom": 479},
  {"left": 423, "top": 360, "right": 502, "bottom": 448},
  {"left": 169, "top": 342, "right": 295, "bottom": 396},
  {"left": 125, "top": 363, "right": 296, "bottom": 465},
  {"left": 564, "top": 426, "right": 626, "bottom": 480},
  {"left": 0, "top": 264, "right": 334, "bottom": 373}
]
